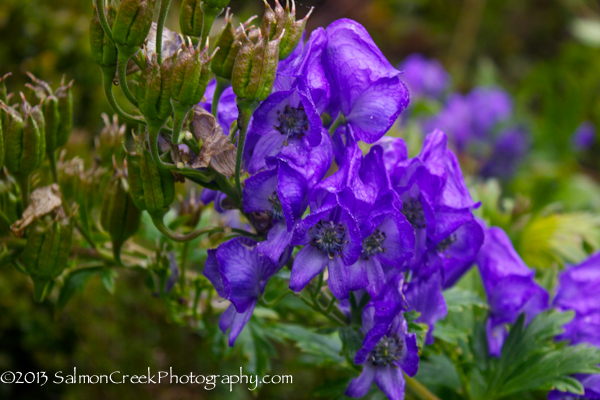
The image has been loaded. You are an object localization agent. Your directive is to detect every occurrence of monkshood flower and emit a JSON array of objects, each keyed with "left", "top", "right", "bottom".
[
  {"left": 404, "top": 270, "right": 447, "bottom": 345},
  {"left": 200, "top": 189, "right": 248, "bottom": 231},
  {"left": 399, "top": 54, "right": 450, "bottom": 100},
  {"left": 204, "top": 237, "right": 288, "bottom": 346},
  {"left": 323, "top": 19, "right": 410, "bottom": 144},
  {"left": 553, "top": 252, "right": 600, "bottom": 347},
  {"left": 480, "top": 126, "right": 529, "bottom": 180},
  {"left": 571, "top": 121, "right": 596, "bottom": 151},
  {"left": 289, "top": 189, "right": 363, "bottom": 299},
  {"left": 346, "top": 276, "right": 419, "bottom": 400},
  {"left": 243, "top": 83, "right": 323, "bottom": 174},
  {"left": 547, "top": 374, "right": 600, "bottom": 400},
  {"left": 243, "top": 157, "right": 308, "bottom": 264},
  {"left": 476, "top": 223, "right": 549, "bottom": 357},
  {"left": 439, "top": 219, "right": 485, "bottom": 289},
  {"left": 274, "top": 28, "right": 330, "bottom": 113},
  {"left": 387, "top": 130, "right": 480, "bottom": 275},
  {"left": 198, "top": 79, "right": 238, "bottom": 133}
]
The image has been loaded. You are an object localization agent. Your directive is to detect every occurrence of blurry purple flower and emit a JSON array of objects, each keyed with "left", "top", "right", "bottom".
[
  {"left": 480, "top": 126, "right": 529, "bottom": 180},
  {"left": 323, "top": 19, "right": 409, "bottom": 143},
  {"left": 476, "top": 223, "right": 549, "bottom": 357},
  {"left": 400, "top": 54, "right": 450, "bottom": 99},
  {"left": 198, "top": 79, "right": 238, "bottom": 133},
  {"left": 571, "top": 121, "right": 596, "bottom": 151},
  {"left": 404, "top": 270, "right": 447, "bottom": 344}
]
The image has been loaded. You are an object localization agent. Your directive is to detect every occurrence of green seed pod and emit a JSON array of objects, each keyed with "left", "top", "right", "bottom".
[
  {"left": 55, "top": 79, "right": 73, "bottom": 148},
  {"left": 126, "top": 140, "right": 175, "bottom": 215},
  {"left": 171, "top": 43, "right": 211, "bottom": 110},
  {"left": 2, "top": 102, "right": 45, "bottom": 176},
  {"left": 101, "top": 171, "right": 141, "bottom": 262},
  {"left": 42, "top": 95, "right": 60, "bottom": 155},
  {"left": 90, "top": 2, "right": 118, "bottom": 70},
  {"left": 272, "top": 0, "right": 311, "bottom": 60},
  {"left": 23, "top": 216, "right": 73, "bottom": 302},
  {"left": 260, "top": 0, "right": 277, "bottom": 39},
  {"left": 112, "top": 0, "right": 156, "bottom": 49},
  {"left": 138, "top": 55, "right": 174, "bottom": 125},
  {"left": 232, "top": 28, "right": 281, "bottom": 101},
  {"left": 180, "top": 0, "right": 204, "bottom": 37},
  {"left": 211, "top": 12, "right": 256, "bottom": 80}
]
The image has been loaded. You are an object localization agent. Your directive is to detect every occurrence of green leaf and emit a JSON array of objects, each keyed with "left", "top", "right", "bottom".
[
  {"left": 236, "top": 319, "right": 276, "bottom": 376},
  {"left": 550, "top": 376, "right": 584, "bottom": 395},
  {"left": 339, "top": 326, "right": 363, "bottom": 362},
  {"left": 407, "top": 321, "right": 429, "bottom": 350},
  {"left": 415, "top": 354, "right": 462, "bottom": 392},
  {"left": 443, "top": 287, "right": 488, "bottom": 313},
  {"left": 56, "top": 267, "right": 103, "bottom": 312},
  {"left": 432, "top": 322, "right": 469, "bottom": 345},
  {"left": 100, "top": 269, "right": 116, "bottom": 294},
  {"left": 268, "top": 323, "right": 344, "bottom": 365}
]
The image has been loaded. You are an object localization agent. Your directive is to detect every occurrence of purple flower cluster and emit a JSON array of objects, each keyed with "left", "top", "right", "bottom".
[
  {"left": 399, "top": 54, "right": 450, "bottom": 100},
  {"left": 203, "top": 19, "right": 483, "bottom": 400}
]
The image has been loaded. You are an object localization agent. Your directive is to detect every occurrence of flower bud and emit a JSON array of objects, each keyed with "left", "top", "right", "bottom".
[
  {"left": 232, "top": 27, "right": 282, "bottom": 101},
  {"left": 95, "top": 113, "right": 126, "bottom": 166},
  {"left": 259, "top": 0, "right": 277, "bottom": 39},
  {"left": 101, "top": 170, "right": 141, "bottom": 261},
  {"left": 23, "top": 216, "right": 73, "bottom": 302},
  {"left": 1, "top": 100, "right": 45, "bottom": 176},
  {"left": 170, "top": 41, "right": 211, "bottom": 110},
  {"left": 211, "top": 12, "right": 256, "bottom": 80},
  {"left": 138, "top": 55, "right": 174, "bottom": 125},
  {"left": 177, "top": 189, "right": 203, "bottom": 228},
  {"left": 112, "top": 0, "right": 156, "bottom": 49},
  {"left": 42, "top": 95, "right": 60, "bottom": 155},
  {"left": 272, "top": 0, "right": 311, "bottom": 60},
  {"left": 90, "top": 2, "right": 118, "bottom": 70},
  {"left": 55, "top": 78, "right": 73, "bottom": 149},
  {"left": 126, "top": 139, "right": 175, "bottom": 215},
  {"left": 180, "top": 0, "right": 204, "bottom": 37}
]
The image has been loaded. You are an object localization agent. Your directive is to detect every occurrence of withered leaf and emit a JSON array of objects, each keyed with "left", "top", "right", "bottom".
[
  {"left": 11, "top": 184, "right": 62, "bottom": 236},
  {"left": 191, "top": 105, "right": 237, "bottom": 177}
]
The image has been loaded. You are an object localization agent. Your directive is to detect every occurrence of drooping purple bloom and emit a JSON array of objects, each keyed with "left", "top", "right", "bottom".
[
  {"left": 203, "top": 237, "right": 287, "bottom": 346},
  {"left": 323, "top": 19, "right": 410, "bottom": 144},
  {"left": 289, "top": 189, "right": 363, "bottom": 300},
  {"left": 243, "top": 84, "right": 323, "bottom": 174},
  {"left": 468, "top": 87, "right": 512, "bottom": 135},
  {"left": 571, "top": 121, "right": 596, "bottom": 151},
  {"left": 553, "top": 252, "right": 600, "bottom": 347},
  {"left": 243, "top": 158, "right": 308, "bottom": 264},
  {"left": 439, "top": 219, "right": 485, "bottom": 289},
  {"left": 198, "top": 79, "right": 238, "bottom": 133},
  {"left": 476, "top": 223, "right": 549, "bottom": 357},
  {"left": 399, "top": 54, "right": 450, "bottom": 100},
  {"left": 346, "top": 279, "right": 419, "bottom": 400},
  {"left": 404, "top": 270, "right": 447, "bottom": 345},
  {"left": 547, "top": 374, "right": 600, "bottom": 400}
]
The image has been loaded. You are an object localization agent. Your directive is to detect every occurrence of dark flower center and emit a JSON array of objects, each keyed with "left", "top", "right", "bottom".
[
  {"left": 402, "top": 196, "right": 426, "bottom": 229},
  {"left": 267, "top": 191, "right": 284, "bottom": 221},
  {"left": 370, "top": 334, "right": 403, "bottom": 367},
  {"left": 275, "top": 104, "right": 309, "bottom": 146},
  {"left": 436, "top": 234, "right": 457, "bottom": 253},
  {"left": 310, "top": 220, "right": 347, "bottom": 260},
  {"left": 362, "top": 229, "right": 387, "bottom": 260}
]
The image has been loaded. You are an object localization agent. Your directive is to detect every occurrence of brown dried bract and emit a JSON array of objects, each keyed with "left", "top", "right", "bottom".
[
  {"left": 11, "top": 184, "right": 63, "bottom": 236},
  {"left": 191, "top": 105, "right": 237, "bottom": 177}
]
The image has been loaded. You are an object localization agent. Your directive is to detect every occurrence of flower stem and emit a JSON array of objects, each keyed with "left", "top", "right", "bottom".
[
  {"left": 405, "top": 375, "right": 441, "bottom": 400},
  {"left": 170, "top": 103, "right": 190, "bottom": 144},
  {"left": 94, "top": 0, "right": 113, "bottom": 42},
  {"left": 155, "top": 0, "right": 172, "bottom": 65},
  {"left": 261, "top": 289, "right": 293, "bottom": 307},
  {"left": 180, "top": 241, "right": 189, "bottom": 291},
  {"left": 328, "top": 113, "right": 347, "bottom": 135},
  {"left": 234, "top": 98, "right": 260, "bottom": 199},
  {"left": 298, "top": 292, "right": 346, "bottom": 326},
  {"left": 101, "top": 67, "right": 144, "bottom": 125},
  {"left": 211, "top": 77, "right": 230, "bottom": 119},
  {"left": 147, "top": 122, "right": 177, "bottom": 171},
  {"left": 150, "top": 212, "right": 224, "bottom": 242},
  {"left": 116, "top": 47, "right": 139, "bottom": 107}
]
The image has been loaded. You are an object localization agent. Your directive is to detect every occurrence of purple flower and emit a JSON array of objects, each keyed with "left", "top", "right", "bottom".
[
  {"left": 547, "top": 374, "right": 600, "bottom": 400},
  {"left": 289, "top": 189, "right": 363, "bottom": 299},
  {"left": 476, "top": 223, "right": 549, "bottom": 357},
  {"left": 346, "top": 280, "right": 419, "bottom": 400},
  {"left": 404, "top": 270, "right": 447, "bottom": 345},
  {"left": 553, "top": 252, "right": 600, "bottom": 347},
  {"left": 480, "top": 126, "right": 529, "bottom": 180},
  {"left": 399, "top": 54, "right": 450, "bottom": 99},
  {"left": 243, "top": 84, "right": 323, "bottom": 174},
  {"left": 439, "top": 219, "right": 485, "bottom": 289},
  {"left": 198, "top": 79, "right": 238, "bottom": 133},
  {"left": 423, "top": 94, "right": 473, "bottom": 151},
  {"left": 203, "top": 237, "right": 287, "bottom": 346},
  {"left": 243, "top": 158, "right": 309, "bottom": 264},
  {"left": 323, "top": 19, "right": 410, "bottom": 143},
  {"left": 468, "top": 87, "right": 512, "bottom": 135},
  {"left": 571, "top": 121, "right": 596, "bottom": 151}
]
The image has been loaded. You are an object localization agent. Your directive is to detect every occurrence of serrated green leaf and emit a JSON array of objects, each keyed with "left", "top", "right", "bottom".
[
  {"left": 404, "top": 310, "right": 421, "bottom": 323},
  {"left": 444, "top": 287, "right": 488, "bottom": 312},
  {"left": 339, "top": 326, "right": 363, "bottom": 362},
  {"left": 415, "top": 354, "right": 462, "bottom": 391},
  {"left": 236, "top": 319, "right": 276, "bottom": 376},
  {"left": 56, "top": 267, "right": 103, "bottom": 312},
  {"left": 551, "top": 375, "right": 584, "bottom": 395},
  {"left": 268, "top": 323, "right": 344, "bottom": 365},
  {"left": 432, "top": 322, "right": 469, "bottom": 345}
]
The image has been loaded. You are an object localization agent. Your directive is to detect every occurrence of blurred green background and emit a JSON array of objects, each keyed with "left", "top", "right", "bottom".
[{"left": 1, "top": 0, "right": 600, "bottom": 399}]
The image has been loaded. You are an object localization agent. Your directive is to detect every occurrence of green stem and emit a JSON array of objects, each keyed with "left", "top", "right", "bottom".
[
  {"left": 405, "top": 375, "right": 441, "bottom": 400},
  {"left": 180, "top": 241, "right": 189, "bottom": 291},
  {"left": 16, "top": 174, "right": 30, "bottom": 209},
  {"left": 155, "top": 0, "right": 172, "bottom": 65},
  {"left": 214, "top": 173, "right": 241, "bottom": 209},
  {"left": 234, "top": 98, "right": 260, "bottom": 199},
  {"left": 101, "top": 67, "right": 144, "bottom": 125},
  {"left": 48, "top": 151, "right": 58, "bottom": 183},
  {"left": 171, "top": 103, "right": 191, "bottom": 144},
  {"left": 298, "top": 292, "right": 346, "bottom": 327},
  {"left": 324, "top": 296, "right": 337, "bottom": 314},
  {"left": 328, "top": 113, "right": 347, "bottom": 135},
  {"left": 211, "top": 77, "right": 230, "bottom": 118},
  {"left": 192, "top": 281, "right": 203, "bottom": 320},
  {"left": 94, "top": 0, "right": 113, "bottom": 42},
  {"left": 150, "top": 213, "right": 224, "bottom": 242},
  {"left": 0, "top": 237, "right": 27, "bottom": 247},
  {"left": 116, "top": 47, "right": 140, "bottom": 107},
  {"left": 147, "top": 122, "right": 176, "bottom": 171},
  {"left": 199, "top": 4, "right": 223, "bottom": 50},
  {"left": 261, "top": 289, "right": 293, "bottom": 307},
  {"left": 229, "top": 121, "right": 239, "bottom": 143}
]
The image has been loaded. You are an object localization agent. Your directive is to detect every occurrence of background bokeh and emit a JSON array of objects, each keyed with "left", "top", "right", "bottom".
[{"left": 1, "top": 0, "right": 599, "bottom": 399}]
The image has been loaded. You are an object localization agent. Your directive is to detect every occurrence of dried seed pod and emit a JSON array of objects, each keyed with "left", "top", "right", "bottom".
[{"left": 211, "top": 12, "right": 257, "bottom": 80}]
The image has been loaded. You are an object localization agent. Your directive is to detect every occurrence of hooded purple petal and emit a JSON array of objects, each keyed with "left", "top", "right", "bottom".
[{"left": 345, "top": 364, "right": 376, "bottom": 398}]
